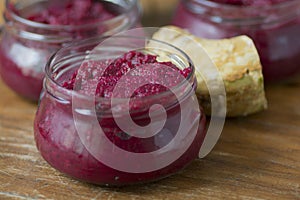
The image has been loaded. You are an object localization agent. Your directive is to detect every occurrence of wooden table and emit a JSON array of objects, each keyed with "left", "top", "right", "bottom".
[
  {"left": 1, "top": 1, "right": 300, "bottom": 200},
  {"left": 1, "top": 71, "right": 300, "bottom": 200}
]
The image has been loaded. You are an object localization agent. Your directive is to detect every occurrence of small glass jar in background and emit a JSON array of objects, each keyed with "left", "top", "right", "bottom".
[
  {"left": 172, "top": 0, "right": 300, "bottom": 82},
  {"left": 34, "top": 35, "right": 207, "bottom": 186},
  {"left": 0, "top": 0, "right": 141, "bottom": 101}
]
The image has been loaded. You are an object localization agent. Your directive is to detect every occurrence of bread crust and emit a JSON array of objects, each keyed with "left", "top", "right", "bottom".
[{"left": 149, "top": 26, "right": 267, "bottom": 117}]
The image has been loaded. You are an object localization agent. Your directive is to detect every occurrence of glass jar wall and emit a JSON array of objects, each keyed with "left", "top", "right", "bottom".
[{"left": 34, "top": 36, "right": 207, "bottom": 186}]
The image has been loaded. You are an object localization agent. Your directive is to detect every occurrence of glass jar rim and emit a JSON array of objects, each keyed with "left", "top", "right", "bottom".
[
  {"left": 44, "top": 35, "right": 196, "bottom": 108},
  {"left": 185, "top": 0, "right": 300, "bottom": 25},
  {"left": 5, "top": 0, "right": 140, "bottom": 31}
]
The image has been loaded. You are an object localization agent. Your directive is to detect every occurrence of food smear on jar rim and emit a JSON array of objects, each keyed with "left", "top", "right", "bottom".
[
  {"left": 62, "top": 51, "right": 192, "bottom": 98},
  {"left": 25, "top": 0, "right": 116, "bottom": 25},
  {"left": 208, "top": 0, "right": 288, "bottom": 6}
]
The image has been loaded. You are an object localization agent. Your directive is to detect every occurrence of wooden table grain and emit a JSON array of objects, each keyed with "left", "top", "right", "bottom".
[
  {"left": 1, "top": 1, "right": 300, "bottom": 200},
  {"left": 1, "top": 72, "right": 300, "bottom": 200}
]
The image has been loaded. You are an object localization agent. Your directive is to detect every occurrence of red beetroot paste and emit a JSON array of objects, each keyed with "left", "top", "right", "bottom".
[
  {"left": 62, "top": 51, "right": 192, "bottom": 97},
  {"left": 27, "top": 0, "right": 115, "bottom": 25},
  {"left": 34, "top": 51, "right": 206, "bottom": 185}
]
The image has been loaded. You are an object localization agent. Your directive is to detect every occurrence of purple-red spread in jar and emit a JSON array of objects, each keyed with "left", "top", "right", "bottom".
[
  {"left": 62, "top": 51, "right": 192, "bottom": 98},
  {"left": 172, "top": 0, "right": 300, "bottom": 82},
  {"left": 27, "top": 0, "right": 115, "bottom": 25},
  {"left": 34, "top": 36, "right": 207, "bottom": 185},
  {"left": 0, "top": 0, "right": 140, "bottom": 101}
]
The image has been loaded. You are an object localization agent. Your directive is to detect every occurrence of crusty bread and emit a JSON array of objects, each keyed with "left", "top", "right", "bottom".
[{"left": 148, "top": 26, "right": 267, "bottom": 117}]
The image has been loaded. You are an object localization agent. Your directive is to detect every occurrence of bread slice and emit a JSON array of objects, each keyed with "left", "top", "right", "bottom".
[{"left": 148, "top": 26, "right": 267, "bottom": 117}]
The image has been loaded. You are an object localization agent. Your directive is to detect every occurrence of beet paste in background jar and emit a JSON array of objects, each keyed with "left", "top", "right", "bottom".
[
  {"left": 172, "top": 0, "right": 300, "bottom": 82},
  {"left": 0, "top": 0, "right": 140, "bottom": 101},
  {"left": 34, "top": 36, "right": 207, "bottom": 186}
]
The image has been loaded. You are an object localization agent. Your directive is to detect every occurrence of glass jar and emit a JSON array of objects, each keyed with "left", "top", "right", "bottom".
[
  {"left": 172, "top": 0, "right": 300, "bottom": 82},
  {"left": 33, "top": 35, "right": 207, "bottom": 186},
  {"left": 0, "top": 0, "right": 141, "bottom": 101}
]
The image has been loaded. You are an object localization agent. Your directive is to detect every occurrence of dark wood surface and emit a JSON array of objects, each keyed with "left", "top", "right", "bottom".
[
  {"left": 1, "top": 1, "right": 300, "bottom": 199},
  {"left": 1, "top": 72, "right": 300, "bottom": 200}
]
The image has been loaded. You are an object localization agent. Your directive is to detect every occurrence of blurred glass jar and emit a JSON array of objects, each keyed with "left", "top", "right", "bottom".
[
  {"left": 0, "top": 0, "right": 141, "bottom": 101},
  {"left": 172, "top": 0, "right": 300, "bottom": 82}
]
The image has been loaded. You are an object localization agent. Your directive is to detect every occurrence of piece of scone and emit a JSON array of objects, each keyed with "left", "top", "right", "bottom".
[{"left": 148, "top": 26, "right": 267, "bottom": 117}]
